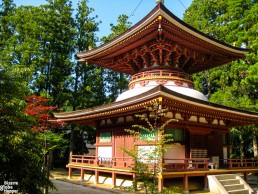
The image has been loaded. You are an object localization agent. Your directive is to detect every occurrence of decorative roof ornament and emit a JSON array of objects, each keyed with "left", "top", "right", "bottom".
[{"left": 156, "top": 0, "right": 164, "bottom": 4}]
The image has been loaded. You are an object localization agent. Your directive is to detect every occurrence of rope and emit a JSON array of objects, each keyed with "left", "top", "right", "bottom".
[{"left": 129, "top": 0, "right": 144, "bottom": 18}]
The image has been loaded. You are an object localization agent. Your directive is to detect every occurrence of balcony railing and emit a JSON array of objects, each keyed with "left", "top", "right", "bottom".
[
  {"left": 129, "top": 70, "right": 193, "bottom": 82},
  {"left": 70, "top": 155, "right": 134, "bottom": 169},
  {"left": 164, "top": 158, "right": 209, "bottom": 171},
  {"left": 69, "top": 155, "right": 258, "bottom": 172},
  {"left": 228, "top": 158, "right": 258, "bottom": 169}
]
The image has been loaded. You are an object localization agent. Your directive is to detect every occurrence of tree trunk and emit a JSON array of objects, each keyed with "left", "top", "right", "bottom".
[
  {"left": 239, "top": 134, "right": 245, "bottom": 158},
  {"left": 253, "top": 128, "right": 258, "bottom": 158},
  {"left": 49, "top": 150, "right": 54, "bottom": 170}
]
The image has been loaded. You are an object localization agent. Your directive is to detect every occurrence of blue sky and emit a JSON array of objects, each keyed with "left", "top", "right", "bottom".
[{"left": 14, "top": 0, "right": 192, "bottom": 38}]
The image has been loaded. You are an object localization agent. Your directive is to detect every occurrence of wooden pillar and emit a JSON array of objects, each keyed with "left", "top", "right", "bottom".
[
  {"left": 244, "top": 172, "right": 248, "bottom": 182},
  {"left": 204, "top": 174, "right": 209, "bottom": 191},
  {"left": 183, "top": 175, "right": 189, "bottom": 194},
  {"left": 94, "top": 169, "right": 99, "bottom": 184},
  {"left": 80, "top": 168, "right": 84, "bottom": 181},
  {"left": 133, "top": 173, "right": 137, "bottom": 191},
  {"left": 112, "top": 171, "right": 116, "bottom": 188},
  {"left": 67, "top": 166, "right": 72, "bottom": 179},
  {"left": 158, "top": 174, "right": 164, "bottom": 192}
]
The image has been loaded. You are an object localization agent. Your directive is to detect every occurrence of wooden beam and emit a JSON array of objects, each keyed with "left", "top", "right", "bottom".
[
  {"left": 94, "top": 169, "right": 99, "bottom": 184},
  {"left": 183, "top": 174, "right": 189, "bottom": 193},
  {"left": 158, "top": 173, "right": 164, "bottom": 192},
  {"left": 133, "top": 173, "right": 137, "bottom": 191},
  {"left": 68, "top": 166, "right": 72, "bottom": 179},
  {"left": 80, "top": 168, "right": 84, "bottom": 181},
  {"left": 204, "top": 174, "right": 209, "bottom": 191},
  {"left": 112, "top": 171, "right": 116, "bottom": 188}
]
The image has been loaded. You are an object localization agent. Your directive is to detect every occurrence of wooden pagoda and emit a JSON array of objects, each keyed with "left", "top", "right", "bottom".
[{"left": 54, "top": 3, "right": 258, "bottom": 192}]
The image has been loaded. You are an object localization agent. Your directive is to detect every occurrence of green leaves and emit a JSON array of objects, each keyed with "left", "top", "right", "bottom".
[
  {"left": 184, "top": 0, "right": 258, "bottom": 159},
  {"left": 0, "top": 61, "right": 53, "bottom": 193},
  {"left": 38, "top": 131, "right": 68, "bottom": 155},
  {"left": 122, "top": 102, "right": 177, "bottom": 193}
]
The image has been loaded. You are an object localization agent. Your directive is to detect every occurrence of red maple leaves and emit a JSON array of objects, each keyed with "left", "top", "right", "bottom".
[{"left": 25, "top": 95, "right": 65, "bottom": 131}]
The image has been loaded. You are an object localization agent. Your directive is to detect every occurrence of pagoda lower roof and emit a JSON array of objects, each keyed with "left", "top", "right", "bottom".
[
  {"left": 77, "top": 4, "right": 248, "bottom": 75},
  {"left": 54, "top": 85, "right": 258, "bottom": 127}
]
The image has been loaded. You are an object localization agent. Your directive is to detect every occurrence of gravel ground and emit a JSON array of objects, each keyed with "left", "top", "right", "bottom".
[{"left": 49, "top": 169, "right": 258, "bottom": 194}]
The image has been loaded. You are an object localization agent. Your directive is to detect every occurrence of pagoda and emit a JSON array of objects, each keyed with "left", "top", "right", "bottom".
[{"left": 54, "top": 2, "right": 258, "bottom": 192}]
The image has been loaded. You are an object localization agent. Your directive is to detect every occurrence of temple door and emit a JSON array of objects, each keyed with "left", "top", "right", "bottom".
[{"left": 114, "top": 132, "right": 134, "bottom": 168}]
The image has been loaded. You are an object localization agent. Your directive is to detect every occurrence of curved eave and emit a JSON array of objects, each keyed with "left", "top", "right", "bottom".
[
  {"left": 77, "top": 4, "right": 248, "bottom": 71},
  {"left": 159, "top": 4, "right": 248, "bottom": 56},
  {"left": 54, "top": 86, "right": 258, "bottom": 126}
]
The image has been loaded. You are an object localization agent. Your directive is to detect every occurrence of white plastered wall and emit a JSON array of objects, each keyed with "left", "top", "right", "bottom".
[{"left": 98, "top": 146, "right": 112, "bottom": 159}]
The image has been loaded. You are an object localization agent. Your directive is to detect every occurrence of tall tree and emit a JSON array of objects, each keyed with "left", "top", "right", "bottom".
[
  {"left": 65, "top": 0, "right": 101, "bottom": 155},
  {"left": 25, "top": 95, "right": 67, "bottom": 193},
  {"left": 0, "top": 64, "right": 53, "bottom": 194},
  {"left": 101, "top": 14, "right": 132, "bottom": 102},
  {"left": 32, "top": 0, "right": 76, "bottom": 108},
  {"left": 72, "top": 0, "right": 103, "bottom": 110},
  {"left": 0, "top": 0, "right": 15, "bottom": 47},
  {"left": 184, "top": 0, "right": 258, "bottom": 158}
]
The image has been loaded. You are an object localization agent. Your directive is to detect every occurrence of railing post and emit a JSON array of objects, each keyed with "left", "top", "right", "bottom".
[
  {"left": 113, "top": 158, "right": 115, "bottom": 167},
  {"left": 184, "top": 159, "right": 187, "bottom": 169},
  {"left": 229, "top": 159, "right": 232, "bottom": 169},
  {"left": 69, "top": 152, "right": 72, "bottom": 163},
  {"left": 205, "top": 159, "right": 208, "bottom": 169},
  {"left": 97, "top": 157, "right": 100, "bottom": 166}
]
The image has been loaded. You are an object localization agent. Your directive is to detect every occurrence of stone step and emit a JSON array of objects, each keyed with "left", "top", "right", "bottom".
[
  {"left": 220, "top": 179, "right": 240, "bottom": 185},
  {"left": 228, "top": 189, "right": 249, "bottom": 194},
  {"left": 224, "top": 184, "right": 245, "bottom": 191},
  {"left": 216, "top": 174, "right": 237, "bottom": 180}
]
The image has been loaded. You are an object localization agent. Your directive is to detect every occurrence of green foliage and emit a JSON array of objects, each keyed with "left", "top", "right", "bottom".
[
  {"left": 1, "top": 0, "right": 102, "bottom": 171},
  {"left": 69, "top": 0, "right": 106, "bottom": 112},
  {"left": 122, "top": 101, "right": 177, "bottom": 194},
  {"left": 101, "top": 14, "right": 132, "bottom": 43},
  {"left": 161, "top": 186, "right": 183, "bottom": 194},
  {"left": 0, "top": 65, "right": 53, "bottom": 193},
  {"left": 184, "top": 0, "right": 258, "bottom": 158},
  {"left": 38, "top": 131, "right": 68, "bottom": 155},
  {"left": 101, "top": 14, "right": 131, "bottom": 102}
]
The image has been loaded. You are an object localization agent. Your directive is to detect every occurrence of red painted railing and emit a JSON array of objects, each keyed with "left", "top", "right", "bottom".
[
  {"left": 130, "top": 70, "right": 193, "bottom": 82},
  {"left": 70, "top": 155, "right": 134, "bottom": 169},
  {"left": 164, "top": 158, "right": 209, "bottom": 171},
  {"left": 69, "top": 155, "right": 258, "bottom": 171},
  {"left": 69, "top": 155, "right": 209, "bottom": 171},
  {"left": 228, "top": 158, "right": 258, "bottom": 169},
  {"left": 70, "top": 155, "right": 97, "bottom": 165}
]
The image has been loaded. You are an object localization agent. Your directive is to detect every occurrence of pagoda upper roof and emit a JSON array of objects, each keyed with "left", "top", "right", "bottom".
[{"left": 77, "top": 3, "right": 248, "bottom": 75}]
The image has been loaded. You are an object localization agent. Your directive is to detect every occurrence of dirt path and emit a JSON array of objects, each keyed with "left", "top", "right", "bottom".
[{"left": 49, "top": 179, "right": 126, "bottom": 194}]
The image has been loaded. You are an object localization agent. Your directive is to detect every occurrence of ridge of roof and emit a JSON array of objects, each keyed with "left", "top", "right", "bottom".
[
  {"left": 77, "top": 3, "right": 248, "bottom": 60},
  {"left": 76, "top": 4, "right": 161, "bottom": 58}
]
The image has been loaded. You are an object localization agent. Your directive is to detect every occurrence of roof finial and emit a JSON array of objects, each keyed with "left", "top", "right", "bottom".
[{"left": 156, "top": 0, "right": 164, "bottom": 4}]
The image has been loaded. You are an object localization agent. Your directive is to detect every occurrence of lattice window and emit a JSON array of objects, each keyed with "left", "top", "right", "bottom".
[
  {"left": 100, "top": 132, "right": 111, "bottom": 143},
  {"left": 190, "top": 149, "right": 207, "bottom": 158}
]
